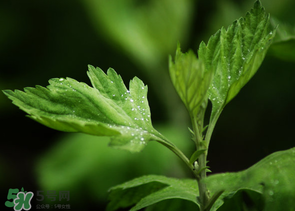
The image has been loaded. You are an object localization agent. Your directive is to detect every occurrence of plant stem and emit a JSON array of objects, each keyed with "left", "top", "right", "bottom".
[
  {"left": 190, "top": 115, "right": 209, "bottom": 211},
  {"left": 196, "top": 152, "right": 210, "bottom": 211},
  {"left": 191, "top": 108, "right": 223, "bottom": 211}
]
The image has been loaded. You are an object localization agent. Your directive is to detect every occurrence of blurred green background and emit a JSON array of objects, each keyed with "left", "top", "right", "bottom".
[{"left": 1, "top": 0, "right": 295, "bottom": 210}]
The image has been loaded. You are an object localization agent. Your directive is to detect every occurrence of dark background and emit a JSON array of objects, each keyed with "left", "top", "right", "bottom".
[{"left": 1, "top": 0, "right": 295, "bottom": 210}]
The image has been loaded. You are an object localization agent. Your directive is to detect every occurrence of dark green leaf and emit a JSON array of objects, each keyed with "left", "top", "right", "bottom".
[
  {"left": 107, "top": 175, "right": 199, "bottom": 211},
  {"left": 269, "top": 18, "right": 295, "bottom": 62},
  {"left": 216, "top": 189, "right": 263, "bottom": 211},
  {"left": 204, "top": 147, "right": 295, "bottom": 211},
  {"left": 145, "top": 198, "right": 198, "bottom": 211}
]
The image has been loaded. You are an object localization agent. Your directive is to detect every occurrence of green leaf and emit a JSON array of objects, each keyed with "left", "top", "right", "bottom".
[
  {"left": 3, "top": 65, "right": 165, "bottom": 152},
  {"left": 83, "top": 0, "right": 194, "bottom": 69},
  {"left": 145, "top": 198, "right": 198, "bottom": 211},
  {"left": 169, "top": 46, "right": 213, "bottom": 132},
  {"left": 189, "top": 149, "right": 207, "bottom": 165},
  {"left": 214, "top": 189, "right": 263, "bottom": 211},
  {"left": 269, "top": 18, "right": 295, "bottom": 62},
  {"left": 35, "top": 124, "right": 192, "bottom": 203},
  {"left": 204, "top": 147, "right": 295, "bottom": 211},
  {"left": 198, "top": 0, "right": 276, "bottom": 123},
  {"left": 107, "top": 175, "right": 199, "bottom": 211}
]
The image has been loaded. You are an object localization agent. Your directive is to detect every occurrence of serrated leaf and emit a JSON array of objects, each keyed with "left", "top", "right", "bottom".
[
  {"left": 204, "top": 147, "right": 295, "bottom": 211},
  {"left": 169, "top": 46, "right": 213, "bottom": 131},
  {"left": 3, "top": 65, "right": 166, "bottom": 152},
  {"left": 107, "top": 175, "right": 199, "bottom": 211},
  {"left": 198, "top": 0, "right": 276, "bottom": 122}
]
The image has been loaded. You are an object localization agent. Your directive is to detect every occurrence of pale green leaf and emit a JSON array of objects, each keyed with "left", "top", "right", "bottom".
[
  {"left": 204, "top": 147, "right": 295, "bottom": 211},
  {"left": 107, "top": 175, "right": 199, "bottom": 211},
  {"left": 198, "top": 0, "right": 276, "bottom": 122},
  {"left": 169, "top": 46, "right": 213, "bottom": 131},
  {"left": 3, "top": 65, "right": 165, "bottom": 152},
  {"left": 83, "top": 0, "right": 194, "bottom": 69}
]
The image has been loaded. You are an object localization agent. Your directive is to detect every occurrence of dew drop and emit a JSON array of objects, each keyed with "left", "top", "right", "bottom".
[
  {"left": 142, "top": 96, "right": 145, "bottom": 99},
  {"left": 228, "top": 76, "right": 231, "bottom": 79},
  {"left": 131, "top": 108, "right": 135, "bottom": 111},
  {"left": 242, "top": 57, "right": 245, "bottom": 60},
  {"left": 131, "top": 133, "right": 134, "bottom": 136},
  {"left": 141, "top": 101, "right": 144, "bottom": 103},
  {"left": 113, "top": 94, "right": 116, "bottom": 97},
  {"left": 141, "top": 118, "right": 144, "bottom": 121},
  {"left": 213, "top": 98, "right": 216, "bottom": 101},
  {"left": 134, "top": 118, "right": 138, "bottom": 120},
  {"left": 140, "top": 137, "right": 144, "bottom": 141},
  {"left": 127, "top": 90, "right": 130, "bottom": 94},
  {"left": 130, "top": 99, "right": 134, "bottom": 102},
  {"left": 111, "top": 81, "right": 114, "bottom": 83},
  {"left": 141, "top": 87, "right": 144, "bottom": 89},
  {"left": 59, "top": 78, "right": 64, "bottom": 82},
  {"left": 147, "top": 115, "right": 150, "bottom": 117},
  {"left": 270, "top": 31, "right": 273, "bottom": 35}
]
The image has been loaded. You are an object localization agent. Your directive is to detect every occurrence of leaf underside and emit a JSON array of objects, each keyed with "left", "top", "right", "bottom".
[
  {"left": 3, "top": 65, "right": 164, "bottom": 152},
  {"left": 107, "top": 175, "right": 199, "bottom": 211},
  {"left": 204, "top": 147, "right": 295, "bottom": 211}
]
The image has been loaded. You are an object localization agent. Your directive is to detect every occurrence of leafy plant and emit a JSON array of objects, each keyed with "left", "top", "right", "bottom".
[{"left": 3, "top": 1, "right": 295, "bottom": 210}]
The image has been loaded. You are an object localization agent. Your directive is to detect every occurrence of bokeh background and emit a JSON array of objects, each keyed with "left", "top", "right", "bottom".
[{"left": 1, "top": 0, "right": 295, "bottom": 210}]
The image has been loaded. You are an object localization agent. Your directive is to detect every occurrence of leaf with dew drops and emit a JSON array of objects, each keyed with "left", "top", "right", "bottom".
[
  {"left": 198, "top": 0, "right": 276, "bottom": 124},
  {"left": 3, "top": 65, "right": 169, "bottom": 152}
]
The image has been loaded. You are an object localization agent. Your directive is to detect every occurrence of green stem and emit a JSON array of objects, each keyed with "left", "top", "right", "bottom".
[
  {"left": 191, "top": 115, "right": 209, "bottom": 211},
  {"left": 156, "top": 133, "right": 194, "bottom": 173},
  {"left": 192, "top": 108, "right": 223, "bottom": 211}
]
